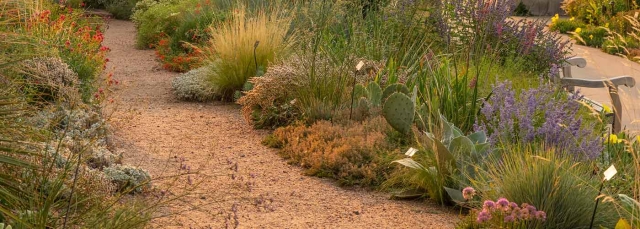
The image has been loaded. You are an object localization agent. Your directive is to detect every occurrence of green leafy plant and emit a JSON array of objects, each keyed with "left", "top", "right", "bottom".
[
  {"left": 392, "top": 113, "right": 489, "bottom": 205},
  {"left": 550, "top": 18, "right": 587, "bottom": 34},
  {"left": 573, "top": 26, "right": 608, "bottom": 47}
]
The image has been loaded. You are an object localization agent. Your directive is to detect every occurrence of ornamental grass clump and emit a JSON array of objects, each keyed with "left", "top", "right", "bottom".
[
  {"left": 204, "top": 5, "right": 294, "bottom": 100},
  {"left": 475, "top": 81, "right": 603, "bottom": 160},
  {"left": 464, "top": 146, "right": 618, "bottom": 228}
]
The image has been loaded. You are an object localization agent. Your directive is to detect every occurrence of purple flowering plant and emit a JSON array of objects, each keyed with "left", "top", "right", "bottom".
[
  {"left": 434, "top": 0, "right": 570, "bottom": 73},
  {"left": 474, "top": 80, "right": 604, "bottom": 160}
]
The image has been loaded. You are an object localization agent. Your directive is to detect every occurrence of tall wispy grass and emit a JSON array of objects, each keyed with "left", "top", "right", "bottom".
[{"left": 203, "top": 4, "right": 294, "bottom": 100}]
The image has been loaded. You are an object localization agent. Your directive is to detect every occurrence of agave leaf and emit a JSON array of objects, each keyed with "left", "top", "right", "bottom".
[
  {"left": 390, "top": 189, "right": 426, "bottom": 200},
  {"left": 474, "top": 143, "right": 490, "bottom": 156},
  {"left": 433, "top": 139, "right": 456, "bottom": 176},
  {"left": 440, "top": 115, "right": 454, "bottom": 144},
  {"left": 618, "top": 194, "right": 640, "bottom": 210},
  {"left": 450, "top": 136, "right": 475, "bottom": 156},
  {"left": 393, "top": 158, "right": 426, "bottom": 171},
  {"left": 444, "top": 187, "right": 465, "bottom": 203},
  {"left": 467, "top": 131, "right": 487, "bottom": 144},
  {"left": 440, "top": 113, "right": 462, "bottom": 145},
  {"left": 421, "top": 131, "right": 436, "bottom": 146}
]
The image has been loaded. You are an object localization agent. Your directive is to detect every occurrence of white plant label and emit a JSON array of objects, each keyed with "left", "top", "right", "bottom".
[
  {"left": 356, "top": 61, "right": 365, "bottom": 71},
  {"left": 603, "top": 165, "right": 617, "bottom": 181},
  {"left": 405, "top": 148, "right": 418, "bottom": 157}
]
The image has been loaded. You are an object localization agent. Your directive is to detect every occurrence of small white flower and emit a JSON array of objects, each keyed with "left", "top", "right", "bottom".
[{"left": 405, "top": 147, "right": 418, "bottom": 157}]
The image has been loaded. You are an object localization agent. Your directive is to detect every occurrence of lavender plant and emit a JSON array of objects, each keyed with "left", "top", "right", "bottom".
[
  {"left": 474, "top": 81, "right": 603, "bottom": 160},
  {"left": 434, "top": 0, "right": 570, "bottom": 73}
]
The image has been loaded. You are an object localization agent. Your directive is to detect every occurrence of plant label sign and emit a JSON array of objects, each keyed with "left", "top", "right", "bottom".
[
  {"left": 603, "top": 165, "right": 617, "bottom": 181},
  {"left": 356, "top": 61, "right": 365, "bottom": 71},
  {"left": 405, "top": 147, "right": 418, "bottom": 157}
]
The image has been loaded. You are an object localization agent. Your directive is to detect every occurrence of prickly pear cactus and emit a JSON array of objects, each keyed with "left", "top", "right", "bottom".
[
  {"left": 382, "top": 83, "right": 410, "bottom": 101},
  {"left": 383, "top": 92, "right": 415, "bottom": 134},
  {"left": 366, "top": 82, "right": 382, "bottom": 106},
  {"left": 354, "top": 84, "right": 368, "bottom": 99},
  {"left": 353, "top": 97, "right": 372, "bottom": 121}
]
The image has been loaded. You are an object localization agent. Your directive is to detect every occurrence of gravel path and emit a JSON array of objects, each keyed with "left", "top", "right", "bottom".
[{"left": 103, "top": 19, "right": 458, "bottom": 228}]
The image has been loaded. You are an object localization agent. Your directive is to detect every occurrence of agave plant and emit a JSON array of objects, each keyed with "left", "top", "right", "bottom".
[{"left": 393, "top": 113, "right": 490, "bottom": 204}]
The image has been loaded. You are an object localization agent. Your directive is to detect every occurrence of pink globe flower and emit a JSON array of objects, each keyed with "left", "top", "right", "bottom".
[{"left": 462, "top": 187, "right": 476, "bottom": 200}]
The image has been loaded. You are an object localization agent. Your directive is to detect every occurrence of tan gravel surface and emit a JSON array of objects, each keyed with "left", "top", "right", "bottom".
[{"left": 103, "top": 19, "right": 458, "bottom": 229}]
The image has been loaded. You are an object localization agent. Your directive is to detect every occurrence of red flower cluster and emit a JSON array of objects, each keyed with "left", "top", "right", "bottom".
[{"left": 154, "top": 38, "right": 203, "bottom": 72}]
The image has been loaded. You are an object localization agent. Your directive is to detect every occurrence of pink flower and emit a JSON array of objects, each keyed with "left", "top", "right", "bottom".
[
  {"left": 476, "top": 210, "right": 491, "bottom": 223},
  {"left": 504, "top": 215, "right": 515, "bottom": 223},
  {"left": 483, "top": 200, "right": 496, "bottom": 211},
  {"left": 462, "top": 187, "right": 476, "bottom": 200},
  {"left": 496, "top": 198, "right": 509, "bottom": 210},
  {"left": 535, "top": 211, "right": 547, "bottom": 221}
]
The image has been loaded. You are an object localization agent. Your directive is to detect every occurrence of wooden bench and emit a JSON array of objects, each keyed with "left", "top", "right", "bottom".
[{"left": 559, "top": 57, "right": 636, "bottom": 133}]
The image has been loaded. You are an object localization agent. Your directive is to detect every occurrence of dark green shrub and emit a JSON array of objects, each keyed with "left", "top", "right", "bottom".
[
  {"left": 155, "top": 0, "right": 228, "bottom": 72},
  {"left": 550, "top": 18, "right": 586, "bottom": 34},
  {"left": 134, "top": 0, "right": 193, "bottom": 49},
  {"left": 104, "top": 0, "right": 139, "bottom": 19},
  {"left": 513, "top": 1, "right": 530, "bottom": 16},
  {"left": 575, "top": 26, "right": 608, "bottom": 47},
  {"left": 602, "top": 35, "right": 640, "bottom": 55}
]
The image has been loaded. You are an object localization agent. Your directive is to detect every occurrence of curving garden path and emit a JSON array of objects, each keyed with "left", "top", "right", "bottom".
[{"left": 103, "top": 19, "right": 457, "bottom": 228}]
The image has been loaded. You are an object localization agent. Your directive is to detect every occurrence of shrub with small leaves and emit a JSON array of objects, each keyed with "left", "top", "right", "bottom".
[
  {"left": 102, "top": 165, "right": 151, "bottom": 194},
  {"left": 237, "top": 56, "right": 306, "bottom": 129},
  {"left": 550, "top": 18, "right": 586, "bottom": 34},
  {"left": 172, "top": 66, "right": 217, "bottom": 102},
  {"left": 272, "top": 116, "right": 403, "bottom": 186},
  {"left": 573, "top": 26, "right": 608, "bottom": 48},
  {"left": 86, "top": 146, "right": 122, "bottom": 170},
  {"left": 18, "top": 57, "right": 81, "bottom": 103}
]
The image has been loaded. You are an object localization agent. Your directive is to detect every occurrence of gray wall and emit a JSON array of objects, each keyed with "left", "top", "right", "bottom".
[{"left": 520, "top": 0, "right": 566, "bottom": 16}]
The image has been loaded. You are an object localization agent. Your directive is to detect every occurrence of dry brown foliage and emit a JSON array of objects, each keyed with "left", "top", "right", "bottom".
[{"left": 272, "top": 116, "right": 403, "bottom": 186}]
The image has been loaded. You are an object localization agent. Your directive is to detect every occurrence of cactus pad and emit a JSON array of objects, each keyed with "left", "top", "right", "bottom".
[
  {"left": 383, "top": 92, "right": 415, "bottom": 134},
  {"left": 366, "top": 82, "right": 382, "bottom": 106},
  {"left": 382, "top": 83, "right": 410, "bottom": 101}
]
